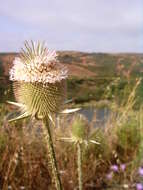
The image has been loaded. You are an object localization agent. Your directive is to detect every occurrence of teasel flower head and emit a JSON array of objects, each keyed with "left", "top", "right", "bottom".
[
  {"left": 71, "top": 114, "right": 90, "bottom": 144},
  {"left": 9, "top": 41, "right": 68, "bottom": 120},
  {"left": 59, "top": 114, "right": 99, "bottom": 145}
]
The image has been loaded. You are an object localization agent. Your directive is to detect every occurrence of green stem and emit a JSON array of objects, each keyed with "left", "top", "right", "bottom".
[
  {"left": 43, "top": 118, "right": 63, "bottom": 190},
  {"left": 77, "top": 143, "right": 83, "bottom": 190}
]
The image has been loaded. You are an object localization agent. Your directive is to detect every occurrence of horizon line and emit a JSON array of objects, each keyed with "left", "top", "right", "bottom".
[{"left": 0, "top": 50, "right": 143, "bottom": 54}]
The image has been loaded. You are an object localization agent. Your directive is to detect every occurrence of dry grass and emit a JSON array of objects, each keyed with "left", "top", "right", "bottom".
[{"left": 0, "top": 77, "right": 143, "bottom": 189}]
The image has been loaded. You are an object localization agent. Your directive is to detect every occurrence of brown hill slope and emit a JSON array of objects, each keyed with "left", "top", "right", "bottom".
[
  {"left": 1, "top": 52, "right": 143, "bottom": 79},
  {"left": 0, "top": 52, "right": 96, "bottom": 78}
]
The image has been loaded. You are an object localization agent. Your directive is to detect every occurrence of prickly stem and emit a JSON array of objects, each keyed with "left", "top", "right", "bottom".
[
  {"left": 77, "top": 143, "right": 83, "bottom": 190},
  {"left": 42, "top": 118, "right": 63, "bottom": 190}
]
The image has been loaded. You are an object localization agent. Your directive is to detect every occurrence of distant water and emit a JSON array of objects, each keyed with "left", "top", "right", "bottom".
[
  {"left": 0, "top": 78, "right": 110, "bottom": 128},
  {"left": 78, "top": 107, "right": 110, "bottom": 127}
]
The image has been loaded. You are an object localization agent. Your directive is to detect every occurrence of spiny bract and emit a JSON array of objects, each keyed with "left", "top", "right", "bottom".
[{"left": 9, "top": 41, "right": 68, "bottom": 118}]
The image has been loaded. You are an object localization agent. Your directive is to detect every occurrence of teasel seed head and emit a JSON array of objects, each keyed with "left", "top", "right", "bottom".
[
  {"left": 71, "top": 114, "right": 90, "bottom": 144},
  {"left": 9, "top": 41, "right": 68, "bottom": 119}
]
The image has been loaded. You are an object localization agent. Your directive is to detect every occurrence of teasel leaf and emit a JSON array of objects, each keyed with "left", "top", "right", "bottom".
[
  {"left": 8, "top": 112, "right": 31, "bottom": 123},
  {"left": 48, "top": 114, "right": 55, "bottom": 127},
  {"left": 64, "top": 99, "right": 73, "bottom": 104},
  {"left": 89, "top": 140, "right": 100, "bottom": 145},
  {"left": 59, "top": 108, "right": 81, "bottom": 114},
  {"left": 7, "top": 101, "right": 25, "bottom": 108},
  {"left": 57, "top": 137, "right": 74, "bottom": 143}
]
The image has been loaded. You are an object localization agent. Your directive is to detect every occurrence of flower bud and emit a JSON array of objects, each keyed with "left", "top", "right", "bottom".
[{"left": 71, "top": 114, "right": 90, "bottom": 143}]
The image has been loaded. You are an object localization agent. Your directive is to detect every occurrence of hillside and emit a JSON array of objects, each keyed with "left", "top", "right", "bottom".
[
  {"left": 0, "top": 51, "right": 143, "bottom": 78},
  {"left": 0, "top": 52, "right": 143, "bottom": 105}
]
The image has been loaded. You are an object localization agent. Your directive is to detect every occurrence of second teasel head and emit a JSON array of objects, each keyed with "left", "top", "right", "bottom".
[
  {"left": 71, "top": 114, "right": 90, "bottom": 144},
  {"left": 9, "top": 41, "right": 68, "bottom": 119}
]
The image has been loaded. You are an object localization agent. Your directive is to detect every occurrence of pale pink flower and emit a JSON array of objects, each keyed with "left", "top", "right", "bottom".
[
  {"left": 120, "top": 164, "right": 126, "bottom": 171},
  {"left": 139, "top": 167, "right": 143, "bottom": 176},
  {"left": 9, "top": 42, "right": 68, "bottom": 84},
  {"left": 136, "top": 183, "right": 143, "bottom": 190},
  {"left": 106, "top": 172, "right": 113, "bottom": 180},
  {"left": 111, "top": 165, "right": 118, "bottom": 172}
]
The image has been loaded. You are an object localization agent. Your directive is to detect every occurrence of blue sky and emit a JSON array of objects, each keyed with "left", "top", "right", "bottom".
[{"left": 0, "top": 0, "right": 143, "bottom": 52}]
